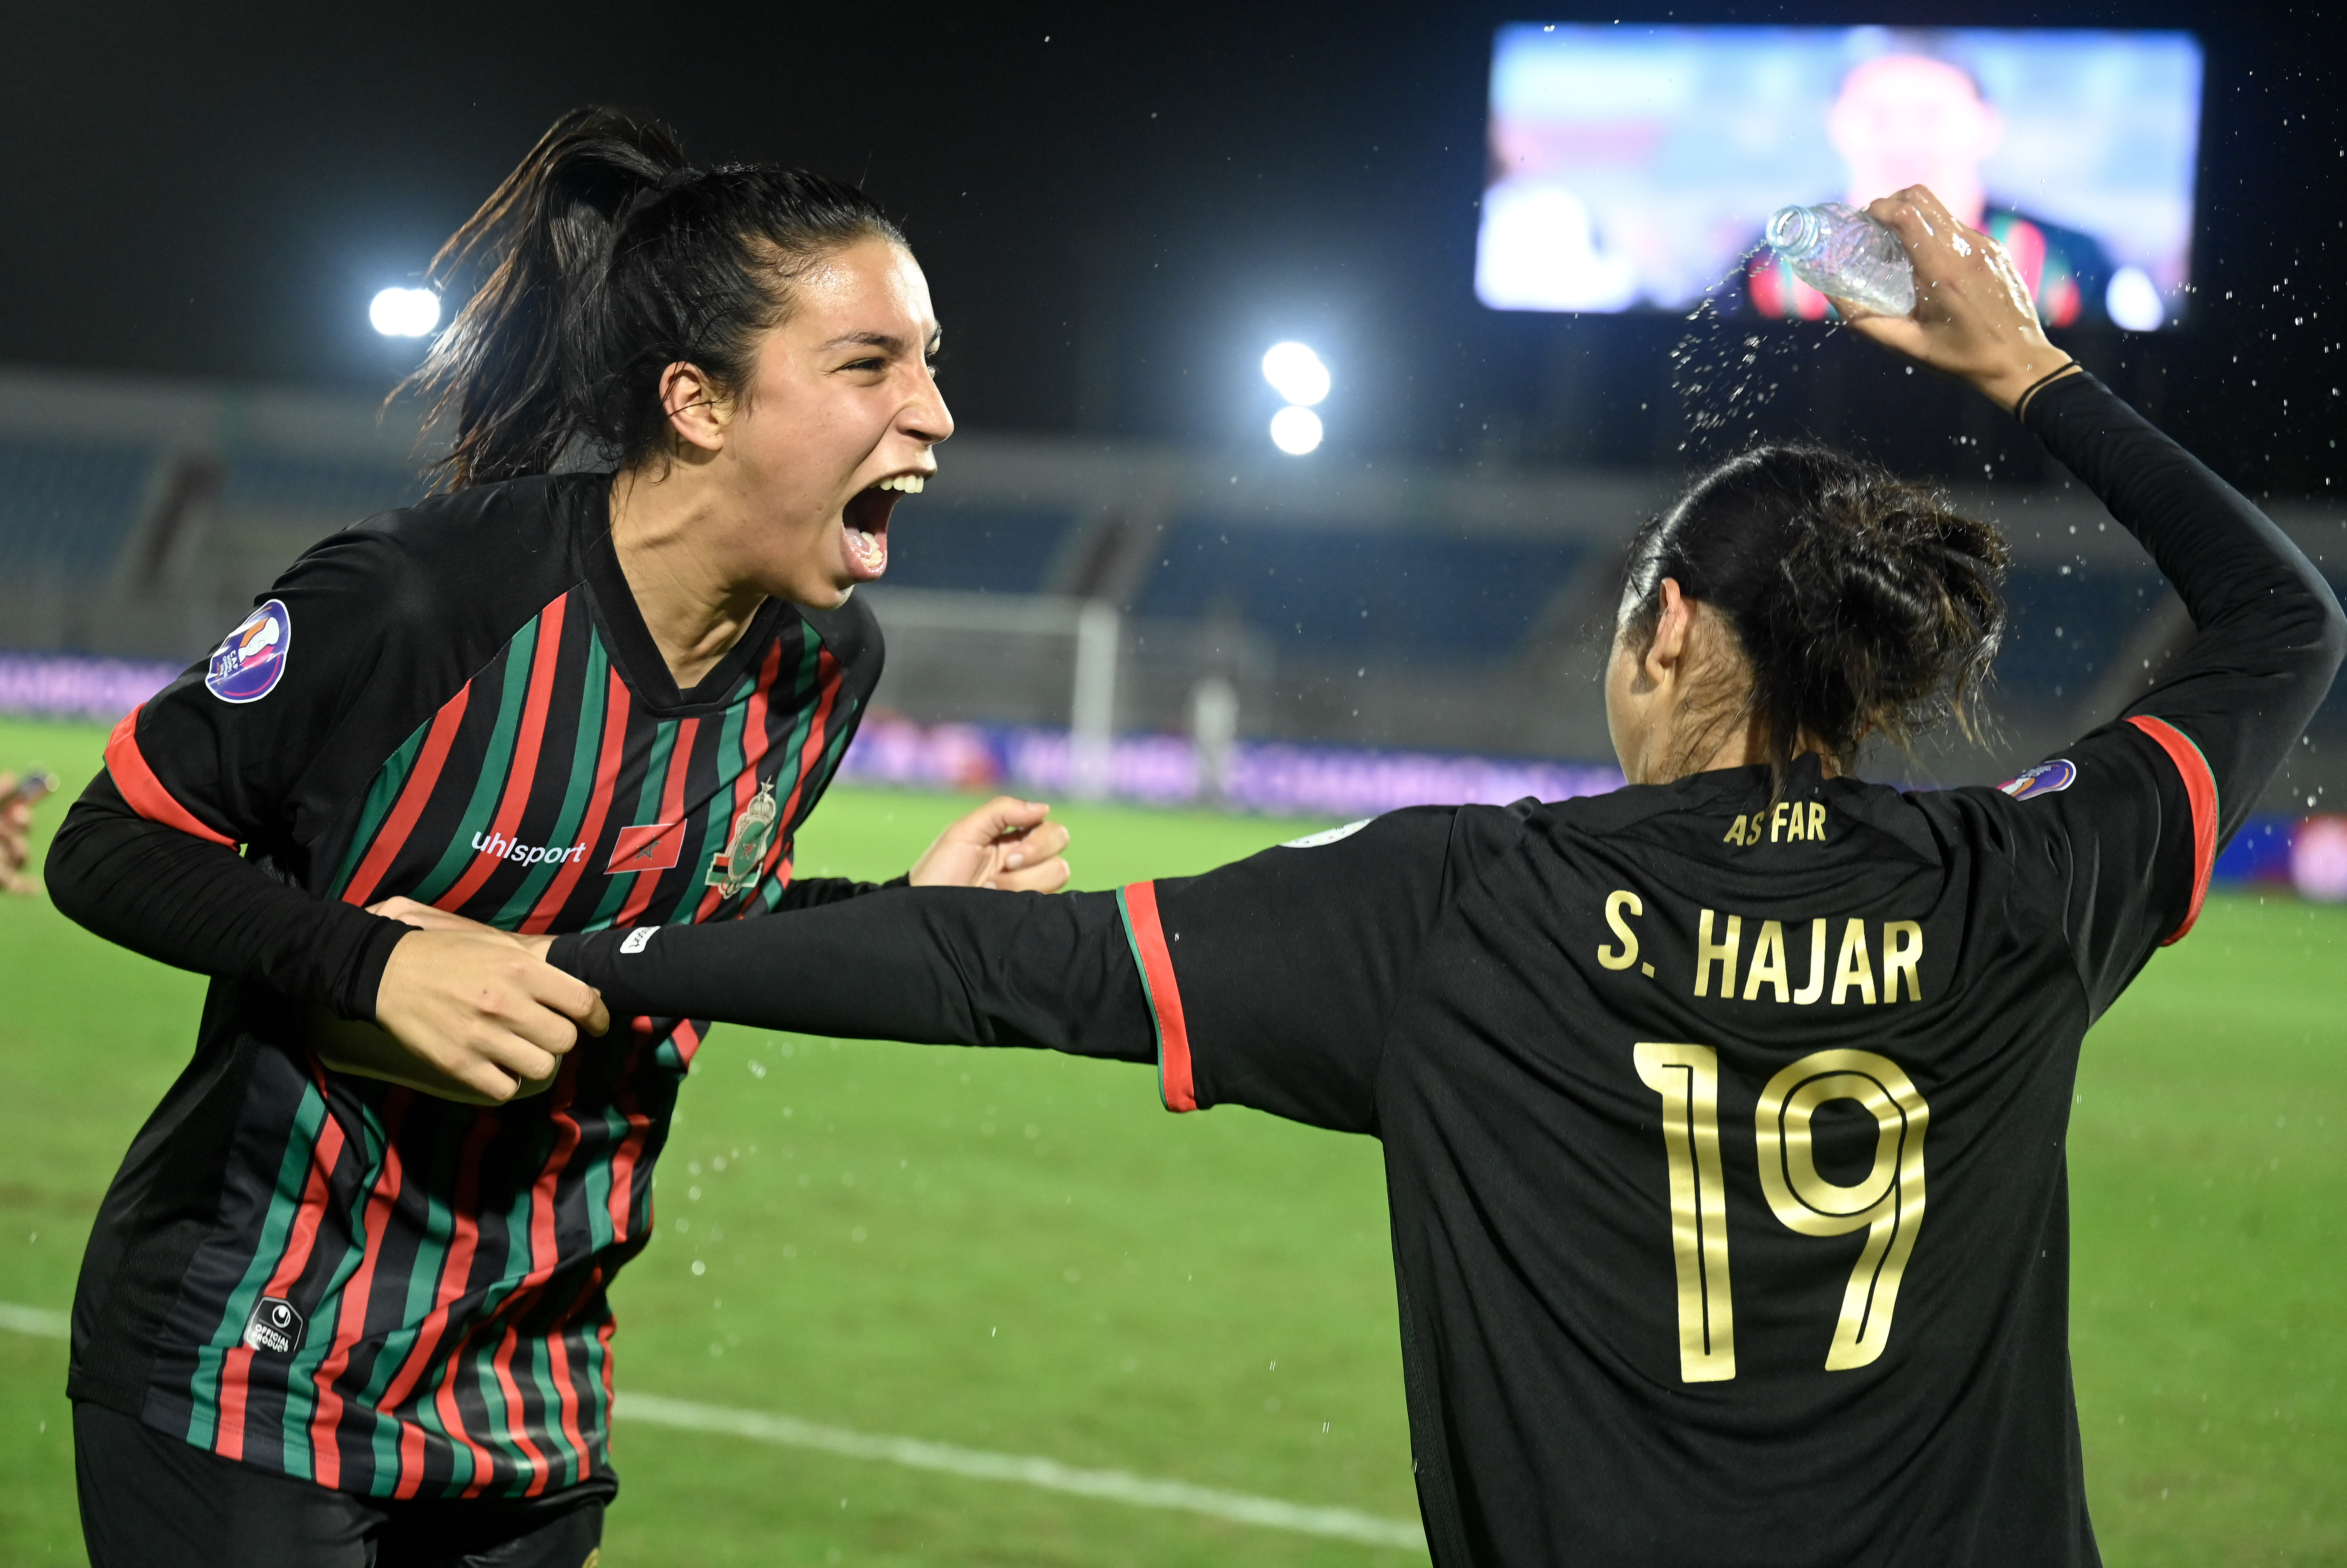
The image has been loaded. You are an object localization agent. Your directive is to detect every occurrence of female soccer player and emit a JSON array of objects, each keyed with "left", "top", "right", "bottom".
[
  {"left": 536, "top": 189, "right": 2344, "bottom": 1565},
  {"left": 46, "top": 108, "right": 1065, "bottom": 1566}
]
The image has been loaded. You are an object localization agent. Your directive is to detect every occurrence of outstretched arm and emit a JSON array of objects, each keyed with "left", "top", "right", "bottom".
[
  {"left": 547, "top": 808, "right": 1458, "bottom": 1135},
  {"left": 778, "top": 794, "right": 1075, "bottom": 908},
  {"left": 553, "top": 887, "right": 1152, "bottom": 1058}
]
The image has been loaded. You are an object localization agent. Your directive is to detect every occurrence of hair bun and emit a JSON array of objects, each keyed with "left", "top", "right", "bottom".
[{"left": 1620, "top": 443, "right": 2009, "bottom": 775}]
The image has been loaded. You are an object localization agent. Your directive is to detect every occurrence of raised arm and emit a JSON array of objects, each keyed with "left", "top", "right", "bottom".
[
  {"left": 2018, "top": 374, "right": 2343, "bottom": 835},
  {"left": 1844, "top": 186, "right": 2343, "bottom": 825},
  {"left": 1845, "top": 184, "right": 2344, "bottom": 1004}
]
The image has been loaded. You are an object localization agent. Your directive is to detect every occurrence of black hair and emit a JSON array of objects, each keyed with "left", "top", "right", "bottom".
[
  {"left": 400, "top": 106, "right": 906, "bottom": 490},
  {"left": 1617, "top": 443, "right": 2008, "bottom": 781}
]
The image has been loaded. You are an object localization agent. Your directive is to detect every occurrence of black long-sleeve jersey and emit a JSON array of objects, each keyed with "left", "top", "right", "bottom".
[
  {"left": 46, "top": 472, "right": 886, "bottom": 1499},
  {"left": 552, "top": 375, "right": 2346, "bottom": 1566}
]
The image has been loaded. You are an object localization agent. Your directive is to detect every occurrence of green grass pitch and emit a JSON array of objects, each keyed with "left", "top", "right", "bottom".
[{"left": 0, "top": 713, "right": 2338, "bottom": 1565}]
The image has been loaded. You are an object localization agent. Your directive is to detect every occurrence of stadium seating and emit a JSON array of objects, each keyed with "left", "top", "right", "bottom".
[
  {"left": 873, "top": 498, "right": 1074, "bottom": 594},
  {"left": 1993, "top": 563, "right": 2170, "bottom": 706},
  {"left": 221, "top": 453, "right": 431, "bottom": 522},
  {"left": 1132, "top": 520, "right": 1587, "bottom": 666},
  {"left": 0, "top": 437, "right": 158, "bottom": 579}
]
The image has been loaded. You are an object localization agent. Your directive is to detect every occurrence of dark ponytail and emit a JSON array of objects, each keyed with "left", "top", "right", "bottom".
[
  {"left": 401, "top": 106, "right": 905, "bottom": 490},
  {"left": 1618, "top": 444, "right": 2009, "bottom": 780}
]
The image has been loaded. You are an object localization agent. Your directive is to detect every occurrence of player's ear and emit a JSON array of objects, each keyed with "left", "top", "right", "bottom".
[
  {"left": 659, "top": 361, "right": 733, "bottom": 455},
  {"left": 1647, "top": 578, "right": 1696, "bottom": 676}
]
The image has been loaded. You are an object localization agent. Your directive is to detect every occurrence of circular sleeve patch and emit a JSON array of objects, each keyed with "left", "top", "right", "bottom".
[
  {"left": 205, "top": 600, "right": 292, "bottom": 703},
  {"left": 1996, "top": 758, "right": 2076, "bottom": 800}
]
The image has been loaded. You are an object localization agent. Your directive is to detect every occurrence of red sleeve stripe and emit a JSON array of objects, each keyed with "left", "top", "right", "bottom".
[
  {"left": 2125, "top": 714, "right": 2219, "bottom": 945},
  {"left": 104, "top": 706, "right": 236, "bottom": 846},
  {"left": 1117, "top": 881, "right": 1197, "bottom": 1112}
]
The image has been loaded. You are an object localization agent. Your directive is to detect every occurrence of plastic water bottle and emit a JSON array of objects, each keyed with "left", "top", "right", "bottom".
[{"left": 1765, "top": 202, "right": 1916, "bottom": 317}]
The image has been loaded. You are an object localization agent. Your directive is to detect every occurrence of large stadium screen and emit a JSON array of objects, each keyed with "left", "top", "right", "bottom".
[{"left": 1477, "top": 25, "right": 2203, "bottom": 329}]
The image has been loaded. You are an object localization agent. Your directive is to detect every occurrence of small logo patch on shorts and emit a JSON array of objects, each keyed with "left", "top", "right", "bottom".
[
  {"left": 205, "top": 601, "right": 291, "bottom": 704},
  {"left": 1997, "top": 758, "right": 2077, "bottom": 801},
  {"left": 242, "top": 1296, "right": 305, "bottom": 1355}
]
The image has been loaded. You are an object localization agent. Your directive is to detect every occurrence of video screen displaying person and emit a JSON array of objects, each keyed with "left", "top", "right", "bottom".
[
  {"left": 1745, "top": 46, "right": 2113, "bottom": 325},
  {"left": 1476, "top": 25, "right": 2199, "bottom": 331}
]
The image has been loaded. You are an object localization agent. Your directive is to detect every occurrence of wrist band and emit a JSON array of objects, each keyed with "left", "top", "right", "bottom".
[{"left": 2013, "top": 362, "right": 2083, "bottom": 420}]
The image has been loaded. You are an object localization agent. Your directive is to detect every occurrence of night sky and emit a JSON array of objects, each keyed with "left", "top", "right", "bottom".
[{"left": 4, "top": 2, "right": 2342, "bottom": 493}]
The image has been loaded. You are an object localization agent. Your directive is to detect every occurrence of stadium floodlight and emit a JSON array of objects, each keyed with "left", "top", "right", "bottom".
[
  {"left": 1261, "top": 341, "right": 1331, "bottom": 407},
  {"left": 1269, "top": 405, "right": 1324, "bottom": 456},
  {"left": 370, "top": 287, "right": 441, "bottom": 338},
  {"left": 2104, "top": 267, "right": 2166, "bottom": 332}
]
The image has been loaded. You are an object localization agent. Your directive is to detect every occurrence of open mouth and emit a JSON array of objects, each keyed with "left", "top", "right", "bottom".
[{"left": 842, "top": 472, "right": 925, "bottom": 581}]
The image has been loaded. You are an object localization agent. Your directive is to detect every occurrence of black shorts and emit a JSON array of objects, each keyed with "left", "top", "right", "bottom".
[{"left": 73, "top": 1401, "right": 612, "bottom": 1568}]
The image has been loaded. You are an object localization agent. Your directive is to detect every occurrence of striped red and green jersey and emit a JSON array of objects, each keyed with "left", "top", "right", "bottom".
[{"left": 67, "top": 473, "right": 884, "bottom": 1498}]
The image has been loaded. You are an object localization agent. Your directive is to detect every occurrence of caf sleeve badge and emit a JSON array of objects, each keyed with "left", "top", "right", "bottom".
[
  {"left": 205, "top": 600, "right": 292, "bottom": 704},
  {"left": 1996, "top": 758, "right": 2077, "bottom": 800}
]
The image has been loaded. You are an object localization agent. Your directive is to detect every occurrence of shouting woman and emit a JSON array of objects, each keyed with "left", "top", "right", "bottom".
[{"left": 48, "top": 107, "right": 1065, "bottom": 1566}]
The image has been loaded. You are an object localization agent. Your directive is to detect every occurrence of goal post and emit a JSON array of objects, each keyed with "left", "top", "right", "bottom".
[{"left": 859, "top": 588, "right": 1121, "bottom": 798}]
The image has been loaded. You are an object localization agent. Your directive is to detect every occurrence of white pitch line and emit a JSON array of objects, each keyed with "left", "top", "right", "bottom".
[
  {"left": 615, "top": 1393, "right": 1427, "bottom": 1551},
  {"left": 0, "top": 1305, "right": 1423, "bottom": 1552},
  {"left": 0, "top": 1302, "right": 69, "bottom": 1338}
]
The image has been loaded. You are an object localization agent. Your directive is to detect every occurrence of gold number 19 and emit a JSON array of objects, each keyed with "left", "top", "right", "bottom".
[
  {"left": 1632, "top": 1044, "right": 1737, "bottom": 1381},
  {"left": 1636, "top": 1045, "right": 1931, "bottom": 1379}
]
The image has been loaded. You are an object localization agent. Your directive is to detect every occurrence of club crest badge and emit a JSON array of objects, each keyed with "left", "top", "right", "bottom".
[
  {"left": 706, "top": 778, "right": 780, "bottom": 897},
  {"left": 205, "top": 600, "right": 291, "bottom": 704},
  {"left": 241, "top": 1295, "right": 305, "bottom": 1355},
  {"left": 1997, "top": 758, "right": 2077, "bottom": 801}
]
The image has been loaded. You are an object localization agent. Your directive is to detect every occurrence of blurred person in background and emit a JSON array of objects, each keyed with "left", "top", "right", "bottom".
[
  {"left": 0, "top": 769, "right": 55, "bottom": 894},
  {"left": 1748, "top": 36, "right": 2117, "bottom": 326},
  {"left": 45, "top": 106, "right": 1066, "bottom": 1568}
]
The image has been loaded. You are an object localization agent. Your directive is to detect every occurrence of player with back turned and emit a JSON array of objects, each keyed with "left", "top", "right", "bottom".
[{"left": 517, "top": 186, "right": 2347, "bottom": 1566}]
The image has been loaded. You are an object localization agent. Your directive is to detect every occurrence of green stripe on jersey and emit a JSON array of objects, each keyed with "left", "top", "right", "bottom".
[
  {"left": 406, "top": 616, "right": 542, "bottom": 906},
  {"left": 491, "top": 630, "right": 611, "bottom": 929},
  {"left": 327, "top": 716, "right": 433, "bottom": 899},
  {"left": 454, "top": 1162, "right": 552, "bottom": 1490},
  {"left": 585, "top": 717, "right": 681, "bottom": 931},
  {"left": 355, "top": 1114, "right": 473, "bottom": 1491},
  {"left": 669, "top": 687, "right": 751, "bottom": 925},
  {"left": 184, "top": 1079, "right": 334, "bottom": 1449}
]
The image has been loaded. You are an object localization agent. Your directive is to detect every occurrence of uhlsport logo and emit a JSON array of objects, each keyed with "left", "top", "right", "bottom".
[
  {"left": 241, "top": 1296, "right": 306, "bottom": 1355},
  {"left": 472, "top": 830, "right": 588, "bottom": 867},
  {"left": 1997, "top": 758, "right": 2078, "bottom": 801},
  {"left": 205, "top": 600, "right": 291, "bottom": 704}
]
